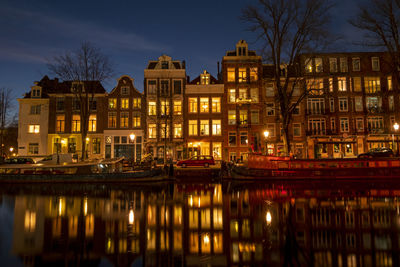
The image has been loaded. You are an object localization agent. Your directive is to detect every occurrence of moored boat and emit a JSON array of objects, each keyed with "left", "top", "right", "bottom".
[{"left": 228, "top": 154, "right": 400, "bottom": 180}]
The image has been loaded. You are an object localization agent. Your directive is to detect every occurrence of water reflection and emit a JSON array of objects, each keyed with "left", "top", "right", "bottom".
[{"left": 5, "top": 181, "right": 400, "bottom": 266}]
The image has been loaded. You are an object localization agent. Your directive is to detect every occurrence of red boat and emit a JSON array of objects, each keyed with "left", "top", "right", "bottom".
[{"left": 229, "top": 154, "right": 400, "bottom": 180}]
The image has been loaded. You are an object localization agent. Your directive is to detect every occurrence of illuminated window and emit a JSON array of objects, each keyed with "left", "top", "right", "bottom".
[
  {"left": 174, "top": 124, "right": 182, "bottom": 138},
  {"left": 238, "top": 68, "right": 247, "bottom": 83},
  {"left": 133, "top": 98, "right": 141, "bottom": 108},
  {"left": 148, "top": 124, "right": 156, "bottom": 138},
  {"left": 266, "top": 83, "right": 274, "bottom": 96},
  {"left": 228, "top": 89, "right": 236, "bottom": 103},
  {"left": 132, "top": 112, "right": 141, "bottom": 127},
  {"left": 28, "top": 125, "right": 40, "bottom": 133},
  {"left": 161, "top": 100, "right": 170, "bottom": 115},
  {"left": 315, "top": 58, "right": 323, "bottom": 72},
  {"left": 56, "top": 115, "right": 65, "bottom": 132},
  {"left": 240, "top": 132, "right": 248, "bottom": 146},
  {"left": 365, "top": 77, "right": 381, "bottom": 93},
  {"left": 239, "top": 88, "right": 247, "bottom": 100},
  {"left": 228, "top": 110, "right": 236, "bottom": 125},
  {"left": 227, "top": 68, "right": 235, "bottom": 82},
  {"left": 109, "top": 98, "right": 117, "bottom": 109},
  {"left": 189, "top": 98, "right": 198, "bottom": 113},
  {"left": 212, "top": 120, "right": 221, "bottom": 135},
  {"left": 148, "top": 80, "right": 156, "bottom": 94},
  {"left": 211, "top": 98, "right": 221, "bottom": 113},
  {"left": 108, "top": 112, "right": 116, "bottom": 128},
  {"left": 338, "top": 77, "right": 347, "bottom": 91},
  {"left": 200, "top": 72, "right": 210, "bottom": 85},
  {"left": 305, "top": 58, "right": 312, "bottom": 73},
  {"left": 212, "top": 143, "right": 222, "bottom": 160},
  {"left": 239, "top": 110, "right": 248, "bottom": 125},
  {"left": 189, "top": 120, "right": 198, "bottom": 136},
  {"left": 160, "top": 123, "right": 169, "bottom": 138},
  {"left": 121, "top": 98, "right": 129, "bottom": 109},
  {"left": 148, "top": 101, "right": 156, "bottom": 115},
  {"left": 174, "top": 101, "right": 182, "bottom": 115},
  {"left": 200, "top": 98, "right": 209, "bottom": 113},
  {"left": 199, "top": 120, "right": 209, "bottom": 136},
  {"left": 250, "top": 67, "right": 258, "bottom": 81},
  {"left": 89, "top": 114, "right": 97, "bottom": 131},
  {"left": 388, "top": 76, "right": 392, "bottom": 91},
  {"left": 71, "top": 115, "right": 80, "bottom": 132}
]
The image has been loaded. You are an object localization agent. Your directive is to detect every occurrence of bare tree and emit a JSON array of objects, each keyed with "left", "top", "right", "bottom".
[
  {"left": 350, "top": 0, "right": 400, "bottom": 76},
  {"left": 242, "top": 0, "right": 334, "bottom": 155},
  {"left": 0, "top": 88, "right": 13, "bottom": 157},
  {"left": 48, "top": 42, "right": 113, "bottom": 160}
]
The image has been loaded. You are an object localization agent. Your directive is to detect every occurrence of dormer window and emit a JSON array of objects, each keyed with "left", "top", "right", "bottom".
[
  {"left": 236, "top": 40, "right": 249, "bottom": 56},
  {"left": 161, "top": 61, "right": 169, "bottom": 69},
  {"left": 31, "top": 88, "right": 41, "bottom": 98},
  {"left": 72, "top": 82, "right": 85, "bottom": 93},
  {"left": 200, "top": 70, "right": 210, "bottom": 85}
]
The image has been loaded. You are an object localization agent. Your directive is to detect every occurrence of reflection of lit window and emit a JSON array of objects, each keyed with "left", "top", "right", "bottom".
[
  {"left": 160, "top": 206, "right": 169, "bottom": 226},
  {"left": 106, "top": 238, "right": 114, "bottom": 254},
  {"left": 119, "top": 238, "right": 127, "bottom": 253},
  {"left": 85, "top": 214, "right": 94, "bottom": 237},
  {"left": 232, "top": 243, "right": 239, "bottom": 262},
  {"left": 242, "top": 219, "right": 251, "bottom": 237},
  {"left": 24, "top": 211, "right": 36, "bottom": 232},
  {"left": 201, "top": 209, "right": 211, "bottom": 229},
  {"left": 201, "top": 233, "right": 211, "bottom": 253},
  {"left": 213, "top": 209, "right": 223, "bottom": 229},
  {"left": 160, "top": 230, "right": 169, "bottom": 250},
  {"left": 190, "top": 232, "right": 199, "bottom": 253},
  {"left": 189, "top": 209, "right": 198, "bottom": 229},
  {"left": 147, "top": 229, "right": 156, "bottom": 250},
  {"left": 131, "top": 239, "right": 139, "bottom": 253},
  {"left": 69, "top": 216, "right": 78, "bottom": 237},
  {"left": 230, "top": 220, "right": 239, "bottom": 238},
  {"left": 173, "top": 230, "right": 182, "bottom": 251},
  {"left": 174, "top": 206, "right": 182, "bottom": 225},
  {"left": 53, "top": 217, "right": 62, "bottom": 237},
  {"left": 214, "top": 233, "right": 223, "bottom": 253},
  {"left": 213, "top": 185, "right": 222, "bottom": 204},
  {"left": 147, "top": 205, "right": 156, "bottom": 225}
]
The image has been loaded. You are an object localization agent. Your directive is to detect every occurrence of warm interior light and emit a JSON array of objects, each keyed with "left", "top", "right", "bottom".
[
  {"left": 266, "top": 211, "right": 272, "bottom": 225},
  {"left": 129, "top": 209, "right": 134, "bottom": 224},
  {"left": 264, "top": 131, "right": 269, "bottom": 138},
  {"left": 394, "top": 123, "right": 399, "bottom": 131},
  {"left": 129, "top": 133, "right": 136, "bottom": 141}
]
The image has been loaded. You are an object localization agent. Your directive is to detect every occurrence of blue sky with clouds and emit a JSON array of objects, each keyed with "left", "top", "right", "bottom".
[{"left": 1, "top": 0, "right": 367, "bottom": 108}]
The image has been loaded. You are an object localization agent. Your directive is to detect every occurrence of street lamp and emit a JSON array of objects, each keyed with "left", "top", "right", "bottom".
[
  {"left": 129, "top": 134, "right": 136, "bottom": 161},
  {"left": 394, "top": 123, "right": 399, "bottom": 156},
  {"left": 264, "top": 130, "right": 269, "bottom": 155},
  {"left": 266, "top": 211, "right": 272, "bottom": 226}
]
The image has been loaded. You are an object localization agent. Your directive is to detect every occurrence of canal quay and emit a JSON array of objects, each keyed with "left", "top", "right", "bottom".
[{"left": 0, "top": 178, "right": 399, "bottom": 267}]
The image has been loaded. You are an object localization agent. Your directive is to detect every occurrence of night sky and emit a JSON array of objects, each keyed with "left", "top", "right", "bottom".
[{"left": 1, "top": 0, "right": 366, "bottom": 109}]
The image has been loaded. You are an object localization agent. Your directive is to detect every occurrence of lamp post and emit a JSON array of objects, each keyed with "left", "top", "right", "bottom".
[
  {"left": 129, "top": 133, "right": 135, "bottom": 161},
  {"left": 394, "top": 123, "right": 399, "bottom": 156},
  {"left": 264, "top": 131, "right": 269, "bottom": 155}
]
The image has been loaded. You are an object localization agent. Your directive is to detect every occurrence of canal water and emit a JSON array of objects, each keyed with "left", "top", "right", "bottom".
[{"left": 0, "top": 179, "right": 399, "bottom": 266}]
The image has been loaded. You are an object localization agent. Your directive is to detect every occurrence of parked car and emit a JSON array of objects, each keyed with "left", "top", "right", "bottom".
[
  {"left": 357, "top": 147, "right": 394, "bottom": 158},
  {"left": 4, "top": 157, "right": 35, "bottom": 164},
  {"left": 177, "top": 155, "right": 215, "bottom": 168}
]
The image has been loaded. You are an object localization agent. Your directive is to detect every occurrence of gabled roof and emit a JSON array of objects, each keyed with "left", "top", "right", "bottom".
[{"left": 24, "top": 76, "right": 106, "bottom": 98}]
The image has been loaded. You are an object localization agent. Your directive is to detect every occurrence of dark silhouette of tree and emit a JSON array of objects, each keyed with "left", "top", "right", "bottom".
[
  {"left": 242, "top": 0, "right": 334, "bottom": 154},
  {"left": 48, "top": 42, "right": 113, "bottom": 160}
]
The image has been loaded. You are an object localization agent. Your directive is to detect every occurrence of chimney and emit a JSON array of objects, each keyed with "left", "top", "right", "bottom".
[
  {"left": 217, "top": 61, "right": 220, "bottom": 76},
  {"left": 182, "top": 60, "right": 186, "bottom": 69}
]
